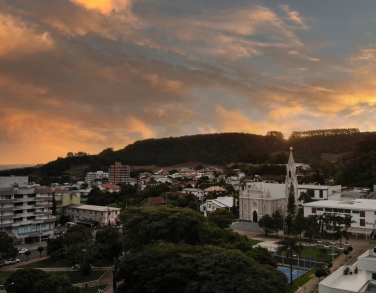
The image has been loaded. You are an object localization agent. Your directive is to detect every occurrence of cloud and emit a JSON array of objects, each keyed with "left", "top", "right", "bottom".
[
  {"left": 279, "top": 4, "right": 307, "bottom": 29},
  {"left": 70, "top": 0, "right": 132, "bottom": 14},
  {"left": 0, "top": 12, "right": 54, "bottom": 57}
]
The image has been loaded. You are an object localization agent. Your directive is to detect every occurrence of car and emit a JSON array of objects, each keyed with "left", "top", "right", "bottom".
[
  {"left": 72, "top": 264, "right": 81, "bottom": 270},
  {"left": 18, "top": 248, "right": 28, "bottom": 254},
  {"left": 4, "top": 258, "right": 20, "bottom": 265}
]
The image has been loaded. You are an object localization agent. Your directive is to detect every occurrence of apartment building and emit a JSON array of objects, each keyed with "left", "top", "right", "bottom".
[
  {"left": 109, "top": 162, "right": 130, "bottom": 185},
  {"left": 85, "top": 171, "right": 109, "bottom": 183},
  {"left": 0, "top": 180, "right": 55, "bottom": 244},
  {"left": 63, "top": 204, "right": 121, "bottom": 227}
]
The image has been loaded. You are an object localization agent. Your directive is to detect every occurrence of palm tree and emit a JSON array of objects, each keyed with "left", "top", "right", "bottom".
[{"left": 277, "top": 236, "right": 304, "bottom": 286}]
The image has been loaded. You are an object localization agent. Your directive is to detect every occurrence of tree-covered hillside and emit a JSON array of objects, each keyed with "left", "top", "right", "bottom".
[{"left": 0, "top": 130, "right": 373, "bottom": 183}]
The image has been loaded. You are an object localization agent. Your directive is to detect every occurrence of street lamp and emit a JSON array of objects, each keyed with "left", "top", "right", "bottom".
[{"left": 5, "top": 283, "right": 14, "bottom": 292}]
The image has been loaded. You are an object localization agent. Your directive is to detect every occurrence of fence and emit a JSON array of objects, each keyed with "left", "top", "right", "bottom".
[{"left": 274, "top": 254, "right": 319, "bottom": 270}]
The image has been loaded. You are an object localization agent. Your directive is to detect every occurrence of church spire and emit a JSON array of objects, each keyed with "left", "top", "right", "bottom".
[{"left": 285, "top": 146, "right": 298, "bottom": 203}]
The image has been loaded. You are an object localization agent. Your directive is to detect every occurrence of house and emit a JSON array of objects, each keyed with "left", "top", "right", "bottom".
[
  {"left": 145, "top": 197, "right": 166, "bottom": 207},
  {"left": 204, "top": 186, "right": 227, "bottom": 195},
  {"left": 181, "top": 168, "right": 195, "bottom": 178},
  {"left": 297, "top": 184, "right": 341, "bottom": 202},
  {"left": 182, "top": 188, "right": 204, "bottom": 200},
  {"left": 200, "top": 196, "right": 234, "bottom": 216},
  {"left": 319, "top": 248, "right": 376, "bottom": 293},
  {"left": 99, "top": 183, "right": 121, "bottom": 193}
]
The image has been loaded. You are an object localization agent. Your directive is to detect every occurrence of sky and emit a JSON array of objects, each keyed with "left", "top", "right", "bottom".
[{"left": 1, "top": 0, "right": 376, "bottom": 164}]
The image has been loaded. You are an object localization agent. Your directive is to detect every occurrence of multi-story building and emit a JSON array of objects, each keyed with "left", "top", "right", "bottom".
[
  {"left": 84, "top": 171, "right": 109, "bottom": 183},
  {"left": 63, "top": 204, "right": 121, "bottom": 227},
  {"left": 53, "top": 188, "right": 80, "bottom": 221},
  {"left": 109, "top": 162, "right": 130, "bottom": 185},
  {"left": 0, "top": 179, "right": 56, "bottom": 244}
]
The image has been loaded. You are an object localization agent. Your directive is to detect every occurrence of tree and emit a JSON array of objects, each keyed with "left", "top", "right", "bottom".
[
  {"left": 46, "top": 235, "right": 65, "bottom": 259},
  {"left": 277, "top": 236, "right": 304, "bottom": 286},
  {"left": 272, "top": 210, "right": 283, "bottom": 237},
  {"left": 207, "top": 209, "right": 234, "bottom": 228},
  {"left": 37, "top": 246, "right": 45, "bottom": 258},
  {"left": 347, "top": 245, "right": 353, "bottom": 257},
  {"left": 4, "top": 268, "right": 50, "bottom": 293},
  {"left": 33, "top": 276, "right": 80, "bottom": 293},
  {"left": 120, "top": 207, "right": 206, "bottom": 250},
  {"left": 95, "top": 227, "right": 123, "bottom": 259},
  {"left": 344, "top": 249, "right": 349, "bottom": 261},
  {"left": 298, "top": 191, "right": 312, "bottom": 204},
  {"left": 0, "top": 232, "right": 18, "bottom": 260},
  {"left": 294, "top": 211, "right": 307, "bottom": 240},
  {"left": 304, "top": 215, "right": 319, "bottom": 242},
  {"left": 24, "top": 250, "right": 31, "bottom": 261},
  {"left": 116, "top": 244, "right": 288, "bottom": 293},
  {"left": 258, "top": 214, "right": 274, "bottom": 236},
  {"left": 315, "top": 267, "right": 329, "bottom": 281},
  {"left": 286, "top": 183, "right": 296, "bottom": 235},
  {"left": 64, "top": 225, "right": 92, "bottom": 246}
]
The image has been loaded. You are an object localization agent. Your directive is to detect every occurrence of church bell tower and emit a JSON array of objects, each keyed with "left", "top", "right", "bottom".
[{"left": 285, "top": 147, "right": 298, "bottom": 203}]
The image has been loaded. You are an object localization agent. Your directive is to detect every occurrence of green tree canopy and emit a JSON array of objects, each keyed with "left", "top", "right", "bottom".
[
  {"left": 207, "top": 209, "right": 234, "bottom": 228},
  {"left": 116, "top": 244, "right": 288, "bottom": 293},
  {"left": 0, "top": 231, "right": 17, "bottom": 259},
  {"left": 120, "top": 207, "right": 206, "bottom": 249},
  {"left": 258, "top": 214, "right": 274, "bottom": 236},
  {"left": 95, "top": 227, "right": 123, "bottom": 259}
]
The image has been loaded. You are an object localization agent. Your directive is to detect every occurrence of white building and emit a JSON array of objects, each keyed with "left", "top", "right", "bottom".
[
  {"left": 182, "top": 188, "right": 204, "bottom": 200},
  {"left": 303, "top": 199, "right": 376, "bottom": 236},
  {"left": 0, "top": 178, "right": 56, "bottom": 244},
  {"left": 85, "top": 171, "right": 109, "bottom": 183},
  {"left": 200, "top": 196, "right": 234, "bottom": 216},
  {"left": 298, "top": 184, "right": 342, "bottom": 202},
  {"left": 63, "top": 204, "right": 121, "bottom": 227},
  {"left": 319, "top": 248, "right": 376, "bottom": 293},
  {"left": 0, "top": 176, "right": 28, "bottom": 188}
]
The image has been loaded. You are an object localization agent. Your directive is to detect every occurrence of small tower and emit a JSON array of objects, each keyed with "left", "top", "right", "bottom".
[{"left": 285, "top": 147, "right": 298, "bottom": 203}]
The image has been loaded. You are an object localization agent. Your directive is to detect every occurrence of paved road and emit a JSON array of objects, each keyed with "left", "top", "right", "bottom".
[{"left": 230, "top": 221, "right": 264, "bottom": 233}]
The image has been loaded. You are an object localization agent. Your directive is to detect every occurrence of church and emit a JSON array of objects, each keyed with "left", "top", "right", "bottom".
[{"left": 239, "top": 147, "right": 298, "bottom": 222}]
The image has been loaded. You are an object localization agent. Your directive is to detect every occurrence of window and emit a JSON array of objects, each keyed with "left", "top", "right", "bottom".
[
  {"left": 307, "top": 190, "right": 314, "bottom": 197},
  {"left": 319, "top": 190, "right": 323, "bottom": 198},
  {"left": 312, "top": 208, "right": 317, "bottom": 214},
  {"left": 352, "top": 210, "right": 359, "bottom": 214},
  {"left": 317, "top": 208, "right": 323, "bottom": 211},
  {"left": 360, "top": 211, "right": 365, "bottom": 217},
  {"left": 360, "top": 219, "right": 365, "bottom": 226},
  {"left": 325, "top": 208, "right": 333, "bottom": 212},
  {"left": 333, "top": 209, "right": 338, "bottom": 213}
]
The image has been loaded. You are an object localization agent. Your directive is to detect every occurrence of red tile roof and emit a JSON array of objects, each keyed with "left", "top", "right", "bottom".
[
  {"left": 100, "top": 184, "right": 121, "bottom": 189},
  {"left": 147, "top": 197, "right": 166, "bottom": 205}
]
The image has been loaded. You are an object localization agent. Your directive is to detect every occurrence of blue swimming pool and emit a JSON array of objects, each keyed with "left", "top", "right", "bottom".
[{"left": 277, "top": 266, "right": 306, "bottom": 282}]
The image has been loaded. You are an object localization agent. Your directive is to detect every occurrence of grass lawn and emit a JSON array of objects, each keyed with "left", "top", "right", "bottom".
[
  {"left": 0, "top": 271, "right": 13, "bottom": 284},
  {"left": 79, "top": 284, "right": 108, "bottom": 293},
  {"left": 289, "top": 267, "right": 319, "bottom": 293},
  {"left": 20, "top": 258, "right": 71, "bottom": 268},
  {"left": 49, "top": 270, "right": 108, "bottom": 284},
  {"left": 300, "top": 246, "right": 336, "bottom": 264}
]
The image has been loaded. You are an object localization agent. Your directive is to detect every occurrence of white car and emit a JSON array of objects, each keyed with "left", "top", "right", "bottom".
[
  {"left": 4, "top": 258, "right": 20, "bottom": 265},
  {"left": 18, "top": 248, "right": 28, "bottom": 254}
]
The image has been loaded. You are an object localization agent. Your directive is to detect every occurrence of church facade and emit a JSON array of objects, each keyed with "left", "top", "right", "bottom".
[{"left": 239, "top": 147, "right": 298, "bottom": 222}]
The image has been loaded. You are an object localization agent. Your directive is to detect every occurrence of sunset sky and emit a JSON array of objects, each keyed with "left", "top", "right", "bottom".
[{"left": 1, "top": 0, "right": 376, "bottom": 164}]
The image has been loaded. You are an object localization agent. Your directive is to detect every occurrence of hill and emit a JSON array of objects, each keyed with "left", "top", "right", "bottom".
[{"left": 0, "top": 130, "right": 374, "bottom": 183}]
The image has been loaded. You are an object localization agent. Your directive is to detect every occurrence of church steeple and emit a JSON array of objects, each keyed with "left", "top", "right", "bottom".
[{"left": 285, "top": 147, "right": 298, "bottom": 203}]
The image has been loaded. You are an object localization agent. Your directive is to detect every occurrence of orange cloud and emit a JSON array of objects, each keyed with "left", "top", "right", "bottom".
[
  {"left": 0, "top": 13, "right": 54, "bottom": 57},
  {"left": 70, "top": 0, "right": 132, "bottom": 14}
]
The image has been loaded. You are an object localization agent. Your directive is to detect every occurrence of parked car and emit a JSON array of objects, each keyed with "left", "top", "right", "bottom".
[
  {"left": 4, "top": 258, "right": 20, "bottom": 265},
  {"left": 18, "top": 248, "right": 28, "bottom": 254}
]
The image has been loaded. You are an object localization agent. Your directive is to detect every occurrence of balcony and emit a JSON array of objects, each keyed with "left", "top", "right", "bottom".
[
  {"left": 0, "top": 199, "right": 15, "bottom": 204},
  {"left": 0, "top": 207, "right": 14, "bottom": 212},
  {"left": 0, "top": 214, "right": 14, "bottom": 220},
  {"left": 35, "top": 203, "right": 52, "bottom": 208},
  {"left": 34, "top": 211, "right": 52, "bottom": 216}
]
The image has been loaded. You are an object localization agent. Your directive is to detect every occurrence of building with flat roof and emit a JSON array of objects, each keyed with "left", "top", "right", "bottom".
[
  {"left": 0, "top": 176, "right": 28, "bottom": 188},
  {"left": 319, "top": 248, "right": 376, "bottom": 293},
  {"left": 0, "top": 182, "right": 55, "bottom": 244},
  {"left": 303, "top": 199, "right": 376, "bottom": 236},
  {"left": 85, "top": 171, "right": 109, "bottom": 183},
  {"left": 109, "top": 162, "right": 130, "bottom": 185},
  {"left": 63, "top": 204, "right": 121, "bottom": 227}
]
